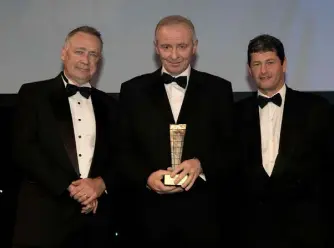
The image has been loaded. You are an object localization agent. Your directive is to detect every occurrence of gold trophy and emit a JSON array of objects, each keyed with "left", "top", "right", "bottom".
[{"left": 164, "top": 124, "right": 188, "bottom": 186}]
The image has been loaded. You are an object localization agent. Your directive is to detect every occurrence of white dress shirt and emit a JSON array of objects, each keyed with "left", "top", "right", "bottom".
[
  {"left": 62, "top": 76, "right": 96, "bottom": 178},
  {"left": 162, "top": 66, "right": 206, "bottom": 181},
  {"left": 163, "top": 66, "right": 190, "bottom": 123},
  {"left": 258, "top": 84, "right": 286, "bottom": 176}
]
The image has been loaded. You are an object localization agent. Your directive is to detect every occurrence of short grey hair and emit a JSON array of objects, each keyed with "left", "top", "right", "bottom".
[
  {"left": 155, "top": 15, "right": 197, "bottom": 42},
  {"left": 65, "top": 25, "right": 103, "bottom": 49}
]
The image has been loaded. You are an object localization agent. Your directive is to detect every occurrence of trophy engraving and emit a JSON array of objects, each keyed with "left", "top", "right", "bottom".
[{"left": 164, "top": 124, "right": 188, "bottom": 185}]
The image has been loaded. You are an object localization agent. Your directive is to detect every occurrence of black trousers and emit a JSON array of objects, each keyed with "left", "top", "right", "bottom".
[{"left": 12, "top": 214, "right": 116, "bottom": 248}]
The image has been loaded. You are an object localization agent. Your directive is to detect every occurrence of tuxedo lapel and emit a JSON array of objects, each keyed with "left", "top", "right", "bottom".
[
  {"left": 247, "top": 95, "right": 264, "bottom": 174},
  {"left": 49, "top": 74, "right": 80, "bottom": 175},
  {"left": 88, "top": 89, "right": 108, "bottom": 177},
  {"left": 176, "top": 69, "right": 204, "bottom": 161},
  {"left": 145, "top": 69, "right": 173, "bottom": 169},
  {"left": 177, "top": 69, "right": 203, "bottom": 124},
  {"left": 271, "top": 88, "right": 299, "bottom": 177},
  {"left": 148, "top": 69, "right": 175, "bottom": 124}
]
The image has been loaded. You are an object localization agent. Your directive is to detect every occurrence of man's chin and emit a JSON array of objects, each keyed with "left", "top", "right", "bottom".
[
  {"left": 165, "top": 67, "right": 186, "bottom": 76},
  {"left": 74, "top": 76, "right": 92, "bottom": 85}
]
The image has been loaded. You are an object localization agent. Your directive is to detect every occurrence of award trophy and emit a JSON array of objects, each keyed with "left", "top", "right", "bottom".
[{"left": 164, "top": 124, "right": 188, "bottom": 186}]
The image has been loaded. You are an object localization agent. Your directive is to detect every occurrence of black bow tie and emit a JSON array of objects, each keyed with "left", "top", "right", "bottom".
[
  {"left": 162, "top": 73, "right": 187, "bottom": 89},
  {"left": 65, "top": 84, "right": 91, "bottom": 99},
  {"left": 61, "top": 72, "right": 92, "bottom": 99},
  {"left": 257, "top": 93, "right": 282, "bottom": 108}
]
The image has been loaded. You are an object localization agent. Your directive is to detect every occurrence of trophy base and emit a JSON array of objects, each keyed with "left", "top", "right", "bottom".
[{"left": 164, "top": 174, "right": 188, "bottom": 186}]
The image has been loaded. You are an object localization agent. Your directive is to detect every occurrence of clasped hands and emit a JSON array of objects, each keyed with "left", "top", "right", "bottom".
[
  {"left": 147, "top": 158, "right": 202, "bottom": 194},
  {"left": 67, "top": 177, "right": 106, "bottom": 214}
]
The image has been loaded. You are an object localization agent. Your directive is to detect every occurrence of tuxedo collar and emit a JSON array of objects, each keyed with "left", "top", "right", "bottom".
[{"left": 148, "top": 67, "right": 203, "bottom": 124}]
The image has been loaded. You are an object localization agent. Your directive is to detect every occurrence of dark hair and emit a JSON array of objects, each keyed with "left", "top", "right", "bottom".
[
  {"left": 247, "top": 34, "right": 285, "bottom": 65},
  {"left": 66, "top": 25, "right": 103, "bottom": 48}
]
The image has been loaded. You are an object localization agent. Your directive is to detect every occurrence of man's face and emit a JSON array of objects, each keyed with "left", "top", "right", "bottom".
[
  {"left": 61, "top": 32, "right": 102, "bottom": 85},
  {"left": 155, "top": 24, "right": 197, "bottom": 76},
  {"left": 248, "top": 51, "right": 286, "bottom": 96}
]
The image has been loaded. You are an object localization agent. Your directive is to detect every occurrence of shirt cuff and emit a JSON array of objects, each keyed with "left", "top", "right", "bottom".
[
  {"left": 194, "top": 157, "right": 206, "bottom": 181},
  {"left": 199, "top": 173, "right": 206, "bottom": 181}
]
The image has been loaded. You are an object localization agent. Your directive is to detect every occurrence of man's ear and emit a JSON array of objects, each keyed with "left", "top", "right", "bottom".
[
  {"left": 154, "top": 40, "right": 160, "bottom": 55},
  {"left": 61, "top": 46, "right": 66, "bottom": 62}
]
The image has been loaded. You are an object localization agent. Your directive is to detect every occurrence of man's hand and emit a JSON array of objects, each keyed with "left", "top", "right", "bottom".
[
  {"left": 81, "top": 199, "right": 98, "bottom": 214},
  {"left": 170, "top": 158, "right": 202, "bottom": 191},
  {"left": 147, "top": 170, "right": 184, "bottom": 194},
  {"left": 68, "top": 177, "right": 106, "bottom": 205}
]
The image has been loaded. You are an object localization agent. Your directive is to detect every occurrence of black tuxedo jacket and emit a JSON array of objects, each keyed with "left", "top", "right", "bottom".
[
  {"left": 12, "top": 73, "right": 118, "bottom": 246},
  {"left": 118, "top": 68, "right": 234, "bottom": 191},
  {"left": 117, "top": 67, "right": 236, "bottom": 244},
  {"left": 235, "top": 87, "right": 333, "bottom": 247}
]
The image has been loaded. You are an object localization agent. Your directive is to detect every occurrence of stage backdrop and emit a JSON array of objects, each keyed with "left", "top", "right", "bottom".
[{"left": 1, "top": 0, "right": 333, "bottom": 93}]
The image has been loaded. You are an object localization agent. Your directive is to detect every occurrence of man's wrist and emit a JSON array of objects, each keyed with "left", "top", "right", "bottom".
[
  {"left": 95, "top": 177, "right": 106, "bottom": 195},
  {"left": 193, "top": 157, "right": 202, "bottom": 172}
]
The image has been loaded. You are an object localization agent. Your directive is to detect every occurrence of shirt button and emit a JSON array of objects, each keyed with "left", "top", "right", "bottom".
[
  {"left": 77, "top": 102, "right": 81, "bottom": 105},
  {"left": 78, "top": 119, "right": 81, "bottom": 121},
  {"left": 79, "top": 154, "right": 82, "bottom": 157},
  {"left": 78, "top": 135, "right": 82, "bottom": 138}
]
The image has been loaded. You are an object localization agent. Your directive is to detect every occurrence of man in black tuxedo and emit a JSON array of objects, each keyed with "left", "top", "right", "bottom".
[
  {"left": 12, "top": 26, "right": 118, "bottom": 248},
  {"left": 235, "top": 34, "right": 333, "bottom": 247},
  {"left": 117, "top": 15, "right": 235, "bottom": 247}
]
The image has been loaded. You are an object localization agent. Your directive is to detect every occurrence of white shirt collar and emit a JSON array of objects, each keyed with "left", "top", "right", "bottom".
[{"left": 62, "top": 71, "right": 91, "bottom": 88}]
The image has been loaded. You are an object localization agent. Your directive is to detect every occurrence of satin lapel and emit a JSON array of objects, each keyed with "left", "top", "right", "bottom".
[
  {"left": 49, "top": 74, "right": 80, "bottom": 176},
  {"left": 147, "top": 69, "right": 175, "bottom": 169},
  {"left": 271, "top": 88, "right": 299, "bottom": 177},
  {"left": 88, "top": 89, "right": 106, "bottom": 177},
  {"left": 176, "top": 68, "right": 202, "bottom": 124},
  {"left": 176, "top": 69, "right": 203, "bottom": 161},
  {"left": 148, "top": 69, "right": 175, "bottom": 124},
  {"left": 248, "top": 95, "right": 265, "bottom": 174}
]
